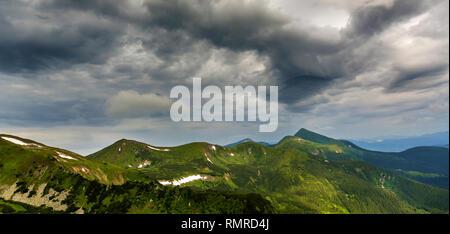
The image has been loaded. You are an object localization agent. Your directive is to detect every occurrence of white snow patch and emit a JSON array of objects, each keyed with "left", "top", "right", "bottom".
[
  {"left": 158, "top": 175, "right": 208, "bottom": 186},
  {"left": 205, "top": 153, "right": 213, "bottom": 163},
  {"left": 137, "top": 160, "right": 151, "bottom": 168},
  {"left": 1, "top": 137, "right": 41, "bottom": 148},
  {"left": 147, "top": 145, "right": 171, "bottom": 151},
  {"left": 56, "top": 152, "right": 77, "bottom": 160},
  {"left": 1, "top": 137, "right": 29, "bottom": 145}
]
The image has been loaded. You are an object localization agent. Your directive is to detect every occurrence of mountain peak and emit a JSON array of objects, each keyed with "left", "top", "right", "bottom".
[
  {"left": 295, "top": 128, "right": 343, "bottom": 146},
  {"left": 241, "top": 138, "right": 255, "bottom": 142},
  {"left": 295, "top": 128, "right": 312, "bottom": 134},
  {"left": 225, "top": 138, "right": 273, "bottom": 147}
]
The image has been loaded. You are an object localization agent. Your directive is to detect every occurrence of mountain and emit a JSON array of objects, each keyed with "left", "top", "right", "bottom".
[
  {"left": 0, "top": 135, "right": 273, "bottom": 214},
  {"left": 225, "top": 138, "right": 273, "bottom": 147},
  {"left": 2, "top": 133, "right": 448, "bottom": 214},
  {"left": 284, "top": 129, "right": 449, "bottom": 189},
  {"left": 295, "top": 128, "right": 345, "bottom": 146},
  {"left": 88, "top": 138, "right": 448, "bottom": 214},
  {"left": 349, "top": 131, "right": 449, "bottom": 152}
]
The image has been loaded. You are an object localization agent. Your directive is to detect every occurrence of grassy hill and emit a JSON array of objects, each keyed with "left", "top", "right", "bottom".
[
  {"left": 295, "top": 128, "right": 346, "bottom": 146},
  {"left": 1, "top": 133, "right": 448, "bottom": 214},
  {"left": 225, "top": 138, "right": 273, "bottom": 147},
  {"left": 0, "top": 134, "right": 273, "bottom": 214},
  {"left": 285, "top": 129, "right": 449, "bottom": 189},
  {"left": 87, "top": 138, "right": 448, "bottom": 214}
]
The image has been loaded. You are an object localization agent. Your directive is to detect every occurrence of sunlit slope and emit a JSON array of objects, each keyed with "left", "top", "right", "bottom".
[
  {"left": 293, "top": 128, "right": 449, "bottom": 175},
  {"left": 89, "top": 139, "right": 449, "bottom": 214},
  {"left": 0, "top": 135, "right": 273, "bottom": 214},
  {"left": 286, "top": 129, "right": 449, "bottom": 188}
]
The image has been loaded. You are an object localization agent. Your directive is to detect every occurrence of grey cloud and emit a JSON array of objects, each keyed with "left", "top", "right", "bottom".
[
  {"left": 345, "top": 0, "right": 433, "bottom": 38},
  {"left": 0, "top": 0, "right": 447, "bottom": 129},
  {"left": 1, "top": 0, "right": 439, "bottom": 103},
  {"left": 389, "top": 64, "right": 449, "bottom": 90},
  {"left": 105, "top": 90, "right": 171, "bottom": 118},
  {"left": 0, "top": 98, "right": 108, "bottom": 127},
  {"left": 139, "top": 0, "right": 345, "bottom": 104},
  {"left": 0, "top": 0, "right": 126, "bottom": 74},
  {"left": 138, "top": 0, "right": 441, "bottom": 104}
]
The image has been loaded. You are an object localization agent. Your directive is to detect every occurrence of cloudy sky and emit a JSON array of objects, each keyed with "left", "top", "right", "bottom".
[{"left": 0, "top": 0, "right": 448, "bottom": 155}]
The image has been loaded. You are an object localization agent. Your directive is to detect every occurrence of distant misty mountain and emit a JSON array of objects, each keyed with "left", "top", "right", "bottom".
[
  {"left": 225, "top": 138, "right": 273, "bottom": 147},
  {"left": 349, "top": 131, "right": 449, "bottom": 152}
]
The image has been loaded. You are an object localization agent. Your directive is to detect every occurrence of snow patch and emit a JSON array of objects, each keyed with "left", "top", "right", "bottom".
[
  {"left": 204, "top": 153, "right": 213, "bottom": 163},
  {"left": 1, "top": 137, "right": 42, "bottom": 148},
  {"left": 137, "top": 160, "right": 151, "bottom": 168},
  {"left": 56, "top": 152, "right": 77, "bottom": 160},
  {"left": 158, "top": 175, "right": 208, "bottom": 186},
  {"left": 147, "top": 145, "right": 171, "bottom": 151},
  {"left": 159, "top": 181, "right": 172, "bottom": 185}
]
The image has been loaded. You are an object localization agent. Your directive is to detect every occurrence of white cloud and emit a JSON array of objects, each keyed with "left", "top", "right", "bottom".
[{"left": 106, "top": 90, "right": 171, "bottom": 118}]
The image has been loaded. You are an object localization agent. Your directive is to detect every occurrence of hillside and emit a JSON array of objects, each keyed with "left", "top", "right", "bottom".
[
  {"left": 1, "top": 133, "right": 448, "bottom": 214},
  {"left": 284, "top": 129, "right": 449, "bottom": 189},
  {"left": 295, "top": 128, "right": 345, "bottom": 146},
  {"left": 88, "top": 138, "right": 449, "bottom": 214},
  {"left": 0, "top": 135, "right": 273, "bottom": 214},
  {"left": 225, "top": 138, "right": 273, "bottom": 147}
]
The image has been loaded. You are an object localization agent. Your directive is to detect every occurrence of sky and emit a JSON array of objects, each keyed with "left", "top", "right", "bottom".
[{"left": 0, "top": 0, "right": 448, "bottom": 155}]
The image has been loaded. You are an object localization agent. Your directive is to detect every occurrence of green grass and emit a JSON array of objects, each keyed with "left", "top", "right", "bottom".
[
  {"left": 279, "top": 131, "right": 449, "bottom": 189},
  {"left": 88, "top": 138, "right": 448, "bottom": 214},
  {"left": 1, "top": 133, "right": 448, "bottom": 214},
  {"left": 0, "top": 135, "right": 273, "bottom": 214}
]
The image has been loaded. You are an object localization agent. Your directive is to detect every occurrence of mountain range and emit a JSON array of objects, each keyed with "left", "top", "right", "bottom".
[
  {"left": 349, "top": 131, "right": 449, "bottom": 152},
  {"left": 0, "top": 129, "right": 448, "bottom": 214},
  {"left": 225, "top": 138, "right": 273, "bottom": 147}
]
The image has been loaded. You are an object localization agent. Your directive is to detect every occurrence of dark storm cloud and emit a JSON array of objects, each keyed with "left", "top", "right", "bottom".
[
  {"left": 137, "top": 0, "right": 346, "bottom": 104},
  {"left": 389, "top": 64, "right": 449, "bottom": 91},
  {"left": 0, "top": 0, "right": 445, "bottom": 110},
  {"left": 0, "top": 0, "right": 125, "bottom": 73},
  {"left": 12, "top": 0, "right": 343, "bottom": 104},
  {"left": 345, "top": 0, "right": 433, "bottom": 38},
  {"left": 0, "top": 97, "right": 108, "bottom": 127},
  {"left": 137, "top": 0, "right": 442, "bottom": 104}
]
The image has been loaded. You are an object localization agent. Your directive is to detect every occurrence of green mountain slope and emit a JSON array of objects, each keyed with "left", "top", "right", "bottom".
[
  {"left": 88, "top": 138, "right": 449, "bottom": 214},
  {"left": 225, "top": 138, "right": 273, "bottom": 147},
  {"left": 295, "top": 128, "right": 346, "bottom": 146},
  {"left": 283, "top": 130, "right": 449, "bottom": 189},
  {"left": 0, "top": 134, "right": 273, "bottom": 214}
]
